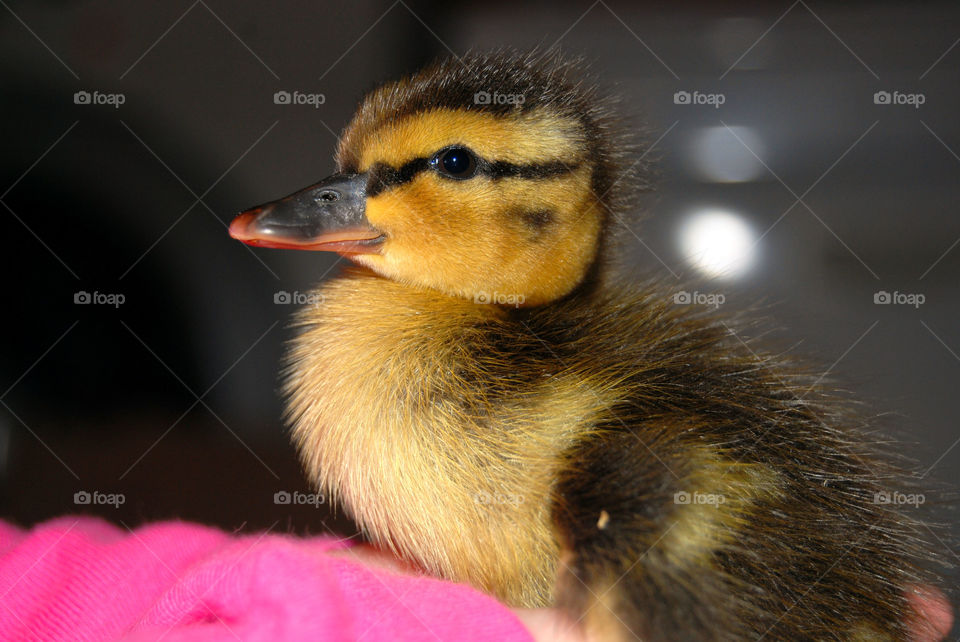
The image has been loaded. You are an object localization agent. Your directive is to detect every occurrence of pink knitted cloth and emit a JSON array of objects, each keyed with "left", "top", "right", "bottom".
[{"left": 0, "top": 517, "right": 533, "bottom": 642}]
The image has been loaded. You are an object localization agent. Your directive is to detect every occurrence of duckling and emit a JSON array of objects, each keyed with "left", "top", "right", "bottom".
[{"left": 230, "top": 51, "right": 944, "bottom": 641}]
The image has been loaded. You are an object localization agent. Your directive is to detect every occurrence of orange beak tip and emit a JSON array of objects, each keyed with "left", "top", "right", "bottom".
[{"left": 228, "top": 212, "right": 256, "bottom": 242}]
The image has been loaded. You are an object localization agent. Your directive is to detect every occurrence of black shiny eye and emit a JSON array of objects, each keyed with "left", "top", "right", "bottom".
[{"left": 431, "top": 146, "right": 478, "bottom": 179}]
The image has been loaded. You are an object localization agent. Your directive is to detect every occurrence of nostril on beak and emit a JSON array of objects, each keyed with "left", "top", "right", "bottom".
[{"left": 316, "top": 190, "right": 341, "bottom": 203}]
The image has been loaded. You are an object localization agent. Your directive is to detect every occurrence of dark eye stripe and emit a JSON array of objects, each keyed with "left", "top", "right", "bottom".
[
  {"left": 365, "top": 155, "right": 580, "bottom": 197},
  {"left": 366, "top": 157, "right": 431, "bottom": 197},
  {"left": 486, "top": 160, "right": 575, "bottom": 180}
]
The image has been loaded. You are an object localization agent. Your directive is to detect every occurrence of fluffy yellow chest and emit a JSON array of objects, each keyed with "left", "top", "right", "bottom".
[{"left": 283, "top": 269, "right": 612, "bottom": 606}]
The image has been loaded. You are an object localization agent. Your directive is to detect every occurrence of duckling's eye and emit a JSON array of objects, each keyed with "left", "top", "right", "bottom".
[{"left": 431, "top": 146, "right": 478, "bottom": 180}]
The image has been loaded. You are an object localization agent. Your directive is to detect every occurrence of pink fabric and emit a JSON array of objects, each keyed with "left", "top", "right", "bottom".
[{"left": 0, "top": 517, "right": 533, "bottom": 642}]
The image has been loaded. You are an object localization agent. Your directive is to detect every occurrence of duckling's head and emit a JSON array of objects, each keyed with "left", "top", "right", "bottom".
[{"left": 231, "top": 51, "right": 635, "bottom": 306}]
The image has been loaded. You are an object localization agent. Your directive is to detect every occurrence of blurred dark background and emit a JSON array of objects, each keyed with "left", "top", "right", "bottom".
[{"left": 1, "top": 0, "right": 958, "bottom": 614}]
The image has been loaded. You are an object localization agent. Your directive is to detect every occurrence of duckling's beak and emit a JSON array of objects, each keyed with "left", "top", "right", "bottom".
[{"left": 229, "top": 173, "right": 383, "bottom": 254}]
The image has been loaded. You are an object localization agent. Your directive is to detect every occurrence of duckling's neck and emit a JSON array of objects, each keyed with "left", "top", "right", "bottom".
[{"left": 306, "top": 265, "right": 513, "bottom": 344}]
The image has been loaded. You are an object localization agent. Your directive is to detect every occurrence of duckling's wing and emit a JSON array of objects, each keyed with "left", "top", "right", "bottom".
[{"left": 550, "top": 417, "right": 922, "bottom": 641}]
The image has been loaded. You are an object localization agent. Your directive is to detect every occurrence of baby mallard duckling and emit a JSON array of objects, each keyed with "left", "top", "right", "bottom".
[{"left": 230, "top": 51, "right": 946, "bottom": 640}]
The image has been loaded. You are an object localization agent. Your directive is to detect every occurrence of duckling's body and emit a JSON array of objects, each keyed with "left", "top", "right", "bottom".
[
  {"left": 286, "top": 269, "right": 573, "bottom": 605},
  {"left": 231, "top": 51, "right": 943, "bottom": 640}
]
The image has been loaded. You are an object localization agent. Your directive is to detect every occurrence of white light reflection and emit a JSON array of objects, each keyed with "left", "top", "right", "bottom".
[{"left": 679, "top": 210, "right": 756, "bottom": 279}]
